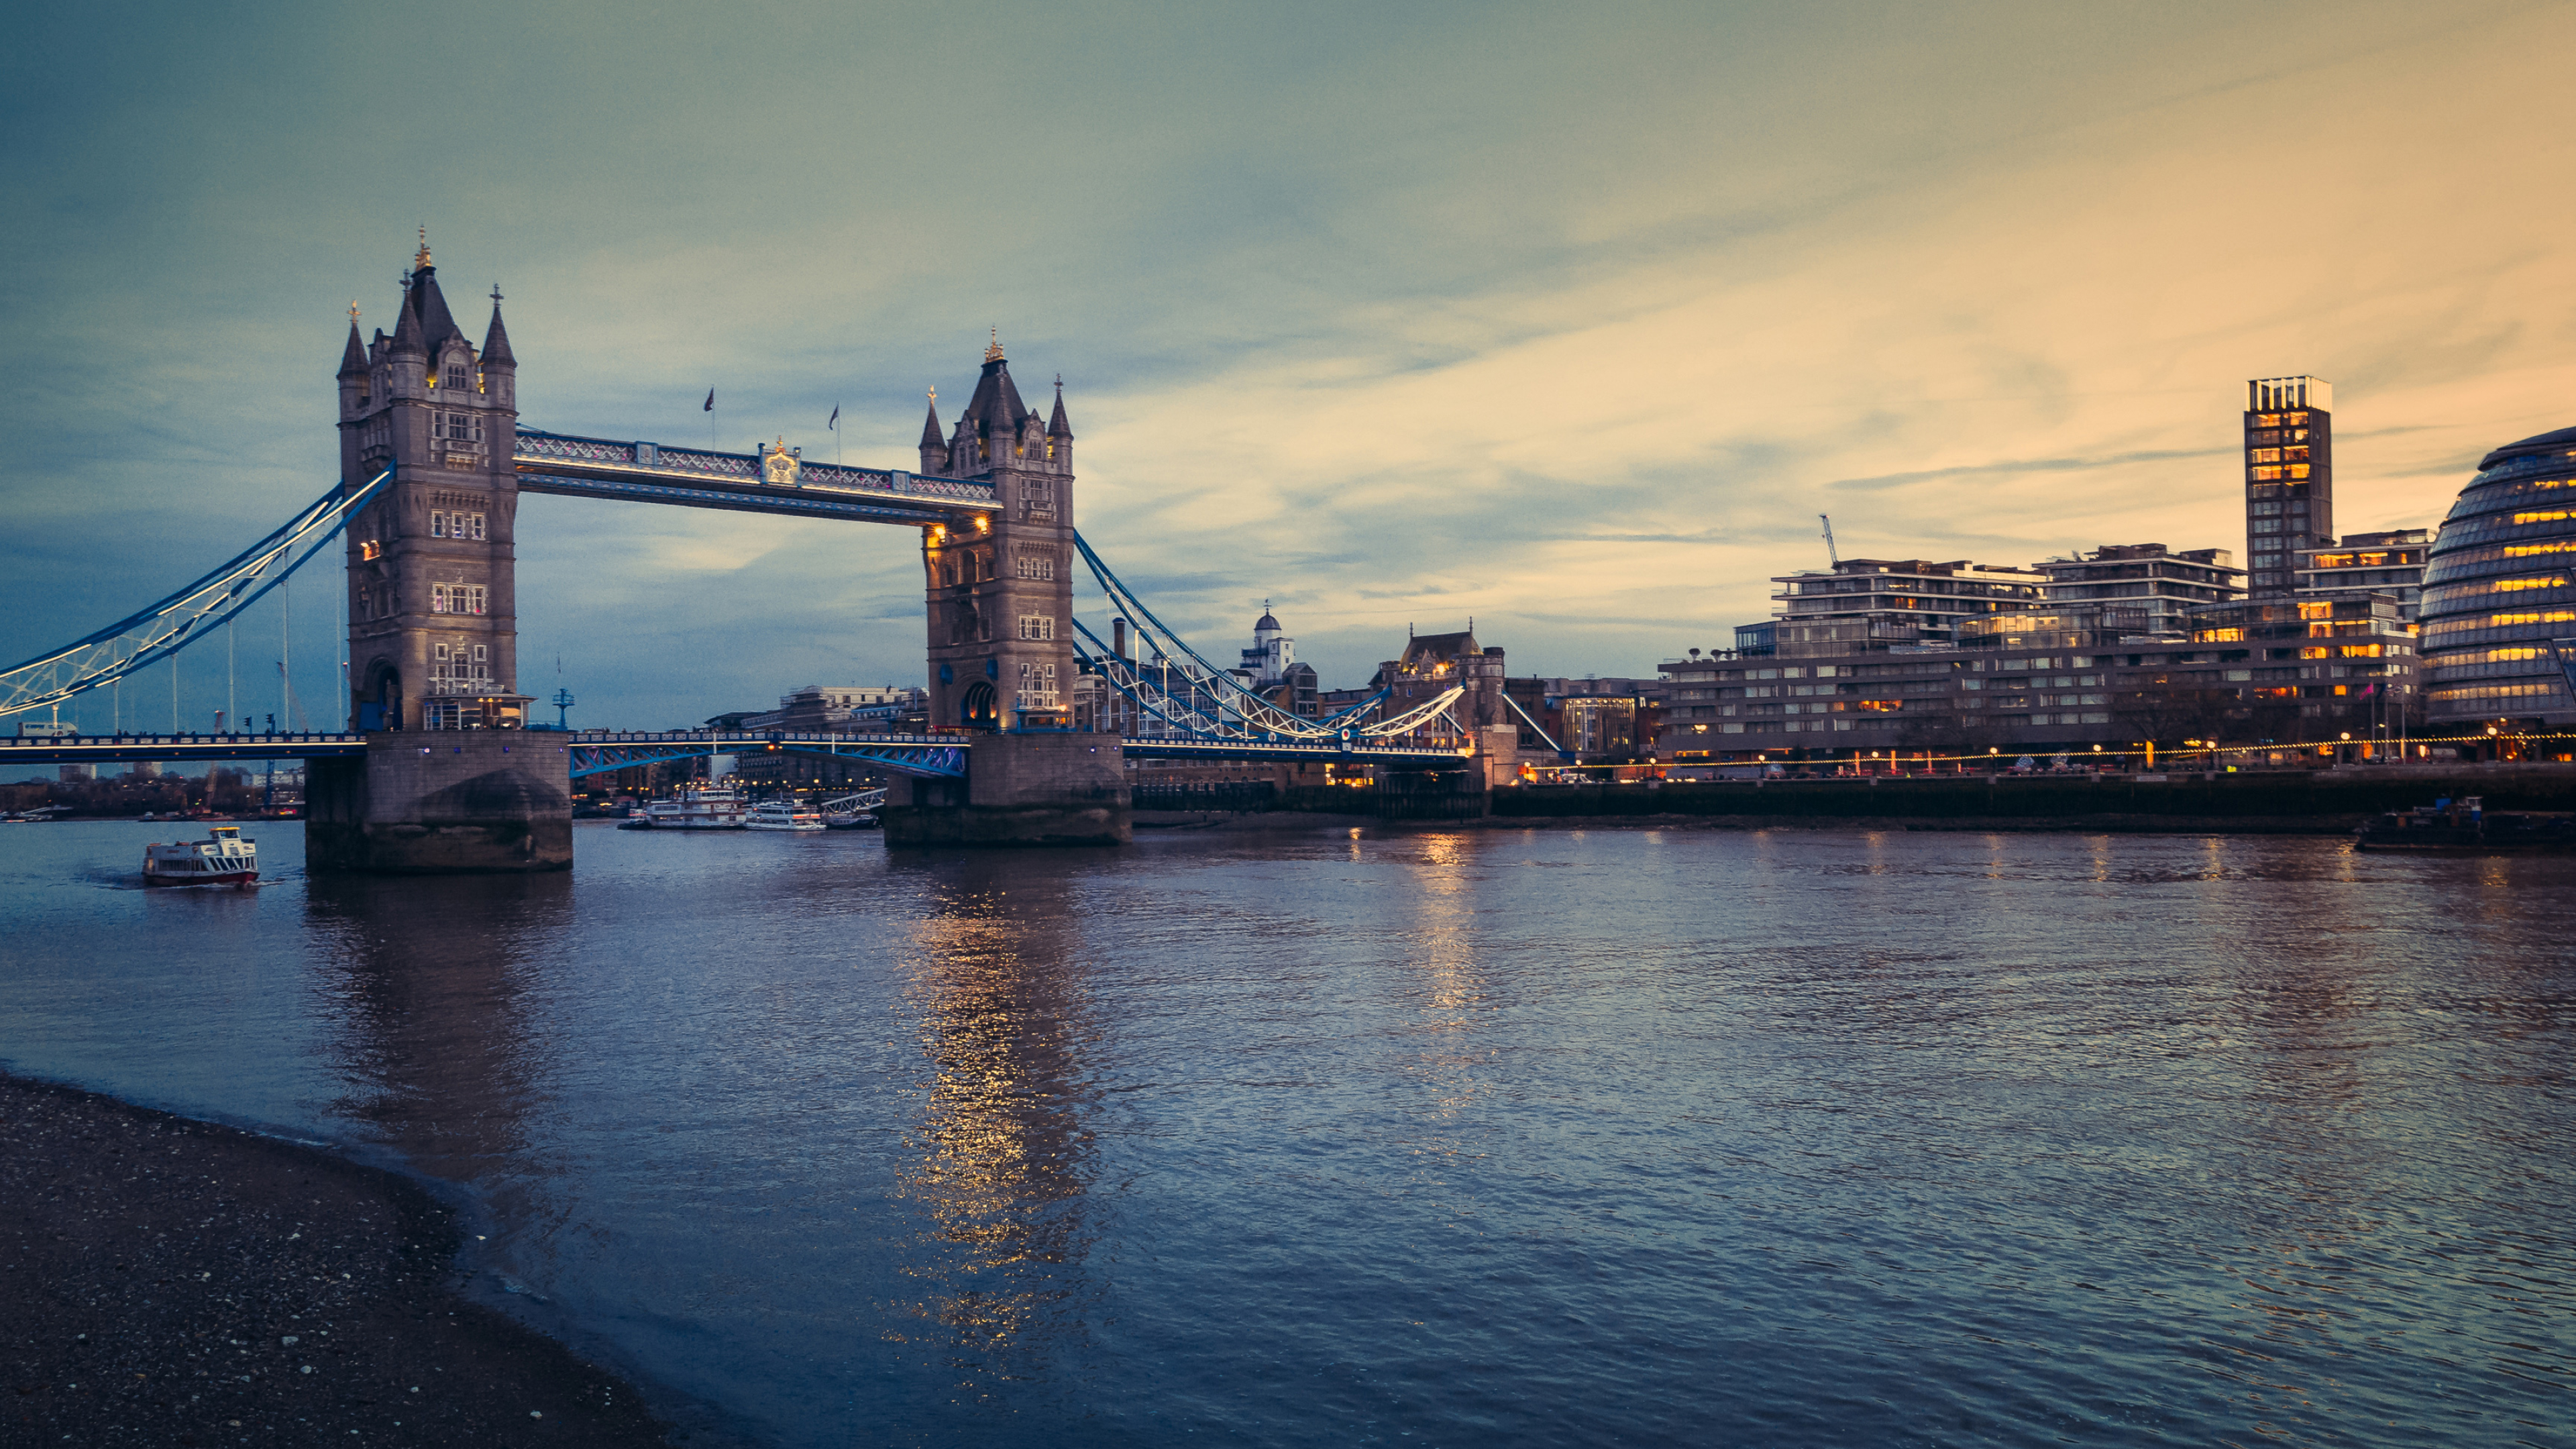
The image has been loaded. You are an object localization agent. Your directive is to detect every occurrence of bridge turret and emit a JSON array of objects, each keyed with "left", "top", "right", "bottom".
[
  {"left": 1046, "top": 380, "right": 1073, "bottom": 471},
  {"left": 337, "top": 312, "right": 369, "bottom": 421},
  {"left": 480, "top": 291, "right": 516, "bottom": 411},
  {"left": 386, "top": 280, "right": 427, "bottom": 398},
  {"left": 917, "top": 393, "right": 948, "bottom": 476}
]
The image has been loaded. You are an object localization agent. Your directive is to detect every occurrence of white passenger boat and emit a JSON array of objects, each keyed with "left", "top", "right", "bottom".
[
  {"left": 639, "top": 786, "right": 747, "bottom": 830},
  {"left": 745, "top": 800, "right": 825, "bottom": 832},
  {"left": 143, "top": 824, "right": 259, "bottom": 886}
]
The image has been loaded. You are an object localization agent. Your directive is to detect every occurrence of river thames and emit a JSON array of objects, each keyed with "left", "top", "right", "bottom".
[{"left": 1, "top": 820, "right": 2569, "bottom": 1447}]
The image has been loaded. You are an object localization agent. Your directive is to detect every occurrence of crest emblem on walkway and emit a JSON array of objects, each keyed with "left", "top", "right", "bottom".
[{"left": 762, "top": 439, "right": 800, "bottom": 487}]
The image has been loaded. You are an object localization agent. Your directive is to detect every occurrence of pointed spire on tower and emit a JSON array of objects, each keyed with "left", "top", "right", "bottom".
[
  {"left": 1048, "top": 373, "right": 1073, "bottom": 439},
  {"left": 409, "top": 258, "right": 460, "bottom": 352},
  {"left": 919, "top": 389, "right": 946, "bottom": 449},
  {"left": 338, "top": 304, "right": 368, "bottom": 376},
  {"left": 389, "top": 278, "right": 426, "bottom": 356},
  {"left": 480, "top": 284, "right": 515, "bottom": 368}
]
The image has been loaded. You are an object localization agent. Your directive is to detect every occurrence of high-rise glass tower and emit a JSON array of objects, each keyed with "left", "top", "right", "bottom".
[{"left": 2243, "top": 376, "right": 2334, "bottom": 599}]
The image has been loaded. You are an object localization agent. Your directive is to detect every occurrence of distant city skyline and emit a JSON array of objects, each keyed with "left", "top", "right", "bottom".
[{"left": 3, "top": 1, "right": 2571, "bottom": 730}]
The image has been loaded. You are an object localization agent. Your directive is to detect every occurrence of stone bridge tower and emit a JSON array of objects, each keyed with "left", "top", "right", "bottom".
[
  {"left": 337, "top": 234, "right": 525, "bottom": 731},
  {"left": 916, "top": 335, "right": 1077, "bottom": 733},
  {"left": 891, "top": 335, "right": 1126, "bottom": 845}
]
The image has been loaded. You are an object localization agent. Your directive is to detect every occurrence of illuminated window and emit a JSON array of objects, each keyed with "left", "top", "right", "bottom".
[
  {"left": 2251, "top": 466, "right": 2284, "bottom": 482},
  {"left": 2296, "top": 602, "right": 2332, "bottom": 620},
  {"left": 359, "top": 540, "right": 382, "bottom": 561},
  {"left": 2249, "top": 448, "right": 2282, "bottom": 464},
  {"left": 2497, "top": 575, "right": 2571, "bottom": 592},
  {"left": 2513, "top": 509, "right": 2573, "bottom": 525}
]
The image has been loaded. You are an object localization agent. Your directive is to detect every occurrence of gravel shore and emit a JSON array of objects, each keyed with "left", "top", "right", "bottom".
[{"left": 3, "top": 1073, "right": 676, "bottom": 1446}]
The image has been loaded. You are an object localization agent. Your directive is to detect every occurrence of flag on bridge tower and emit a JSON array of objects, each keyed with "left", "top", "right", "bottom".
[
  {"left": 827, "top": 405, "right": 839, "bottom": 430},
  {"left": 703, "top": 389, "right": 714, "bottom": 411}
]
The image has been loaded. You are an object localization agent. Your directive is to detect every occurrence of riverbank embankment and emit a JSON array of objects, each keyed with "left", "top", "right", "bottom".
[{"left": 1, "top": 1073, "right": 674, "bottom": 1447}]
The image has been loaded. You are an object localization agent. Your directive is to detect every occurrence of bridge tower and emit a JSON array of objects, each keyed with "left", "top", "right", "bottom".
[
  {"left": 893, "top": 337, "right": 1127, "bottom": 844},
  {"left": 338, "top": 234, "right": 525, "bottom": 733},
  {"left": 917, "top": 336, "right": 1077, "bottom": 732},
  {"left": 310, "top": 236, "right": 568, "bottom": 873}
]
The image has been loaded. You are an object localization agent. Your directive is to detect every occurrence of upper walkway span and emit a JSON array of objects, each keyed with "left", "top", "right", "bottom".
[{"left": 514, "top": 431, "right": 997, "bottom": 527}]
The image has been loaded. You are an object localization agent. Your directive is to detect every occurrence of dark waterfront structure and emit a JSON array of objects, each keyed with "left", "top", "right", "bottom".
[
  {"left": 2244, "top": 376, "right": 2334, "bottom": 600},
  {"left": 2422, "top": 423, "right": 2576, "bottom": 733}
]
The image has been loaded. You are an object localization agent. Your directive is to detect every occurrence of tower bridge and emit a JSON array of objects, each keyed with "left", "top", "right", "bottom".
[{"left": 1, "top": 239, "right": 1492, "bottom": 868}]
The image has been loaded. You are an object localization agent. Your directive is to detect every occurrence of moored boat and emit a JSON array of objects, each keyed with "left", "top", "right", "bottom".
[
  {"left": 637, "top": 786, "right": 748, "bottom": 830},
  {"left": 2354, "top": 797, "right": 2576, "bottom": 853},
  {"left": 745, "top": 800, "right": 826, "bottom": 832},
  {"left": 144, "top": 824, "right": 259, "bottom": 886}
]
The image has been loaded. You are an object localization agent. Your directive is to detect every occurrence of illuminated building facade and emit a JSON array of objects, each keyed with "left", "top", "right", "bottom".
[
  {"left": 2032, "top": 544, "right": 2243, "bottom": 636},
  {"left": 1766, "top": 558, "right": 2047, "bottom": 657},
  {"left": 2243, "top": 376, "right": 2334, "bottom": 600},
  {"left": 2421, "top": 425, "right": 2576, "bottom": 731},
  {"left": 1657, "top": 597, "right": 2416, "bottom": 760},
  {"left": 2294, "top": 529, "right": 2429, "bottom": 621}
]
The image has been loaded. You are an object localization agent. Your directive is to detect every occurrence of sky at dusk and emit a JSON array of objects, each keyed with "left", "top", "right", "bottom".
[{"left": 4, "top": 0, "right": 2573, "bottom": 731}]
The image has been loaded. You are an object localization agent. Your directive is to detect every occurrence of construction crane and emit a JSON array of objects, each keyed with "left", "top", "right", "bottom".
[{"left": 1820, "top": 514, "right": 1840, "bottom": 566}]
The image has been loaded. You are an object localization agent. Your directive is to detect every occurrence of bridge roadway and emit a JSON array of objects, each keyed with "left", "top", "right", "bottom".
[
  {"left": 513, "top": 431, "right": 998, "bottom": 525},
  {"left": 3, "top": 729, "right": 1474, "bottom": 777}
]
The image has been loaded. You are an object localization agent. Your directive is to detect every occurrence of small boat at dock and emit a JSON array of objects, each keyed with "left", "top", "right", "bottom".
[{"left": 144, "top": 824, "right": 259, "bottom": 886}]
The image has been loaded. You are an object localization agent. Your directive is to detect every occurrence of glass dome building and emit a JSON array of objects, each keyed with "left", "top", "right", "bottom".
[{"left": 2420, "top": 424, "right": 2576, "bottom": 732}]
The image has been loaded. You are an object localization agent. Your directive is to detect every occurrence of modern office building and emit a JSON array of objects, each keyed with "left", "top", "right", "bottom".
[
  {"left": 2421, "top": 424, "right": 2576, "bottom": 732},
  {"left": 1764, "top": 558, "right": 2047, "bottom": 657},
  {"left": 2295, "top": 529, "right": 2430, "bottom": 621},
  {"left": 1658, "top": 596, "right": 2417, "bottom": 761},
  {"left": 2032, "top": 543, "right": 2244, "bottom": 636},
  {"left": 2243, "top": 376, "right": 2335, "bottom": 599}
]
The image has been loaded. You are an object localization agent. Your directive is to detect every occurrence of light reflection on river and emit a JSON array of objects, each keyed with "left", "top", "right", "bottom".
[{"left": 1, "top": 819, "right": 2571, "bottom": 1448}]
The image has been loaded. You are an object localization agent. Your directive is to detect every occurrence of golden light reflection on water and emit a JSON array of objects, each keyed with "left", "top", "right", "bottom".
[
  {"left": 1399, "top": 835, "right": 1491, "bottom": 1180},
  {"left": 885, "top": 863, "right": 1097, "bottom": 1379}
]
